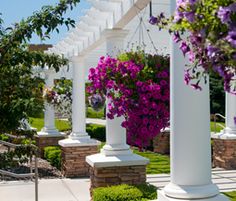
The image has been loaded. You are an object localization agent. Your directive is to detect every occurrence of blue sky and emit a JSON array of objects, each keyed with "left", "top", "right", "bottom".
[{"left": 0, "top": 0, "right": 90, "bottom": 44}]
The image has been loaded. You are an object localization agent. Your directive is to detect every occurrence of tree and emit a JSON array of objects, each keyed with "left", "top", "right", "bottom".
[
  {"left": 0, "top": 0, "right": 80, "bottom": 132},
  {"left": 210, "top": 72, "right": 225, "bottom": 117}
]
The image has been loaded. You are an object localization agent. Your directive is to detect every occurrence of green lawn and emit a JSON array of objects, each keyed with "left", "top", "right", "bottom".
[
  {"left": 29, "top": 117, "right": 71, "bottom": 131},
  {"left": 134, "top": 149, "right": 170, "bottom": 174},
  {"left": 87, "top": 107, "right": 104, "bottom": 119},
  {"left": 224, "top": 192, "right": 236, "bottom": 201},
  {"left": 210, "top": 121, "right": 225, "bottom": 133}
]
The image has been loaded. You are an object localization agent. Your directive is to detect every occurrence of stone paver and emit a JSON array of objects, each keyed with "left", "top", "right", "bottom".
[
  {"left": 1, "top": 169, "right": 236, "bottom": 201},
  {"left": 0, "top": 178, "right": 90, "bottom": 201}
]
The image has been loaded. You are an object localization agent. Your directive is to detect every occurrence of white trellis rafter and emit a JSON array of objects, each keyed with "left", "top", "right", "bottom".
[{"left": 48, "top": 0, "right": 151, "bottom": 56}]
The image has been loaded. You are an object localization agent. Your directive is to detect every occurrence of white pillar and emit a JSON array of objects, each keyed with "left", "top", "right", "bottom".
[
  {"left": 86, "top": 29, "right": 149, "bottom": 168},
  {"left": 38, "top": 71, "right": 59, "bottom": 135},
  {"left": 100, "top": 29, "right": 132, "bottom": 156},
  {"left": 225, "top": 92, "right": 236, "bottom": 135},
  {"left": 158, "top": 2, "right": 228, "bottom": 200},
  {"left": 212, "top": 91, "right": 236, "bottom": 139},
  {"left": 59, "top": 55, "right": 98, "bottom": 146},
  {"left": 69, "top": 56, "right": 89, "bottom": 140}
]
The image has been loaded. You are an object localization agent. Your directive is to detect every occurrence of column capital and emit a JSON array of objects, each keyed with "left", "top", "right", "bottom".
[{"left": 102, "top": 29, "right": 129, "bottom": 40}]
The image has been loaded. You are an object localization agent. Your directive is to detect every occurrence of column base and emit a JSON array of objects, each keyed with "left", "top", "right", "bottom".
[
  {"left": 38, "top": 127, "right": 61, "bottom": 136},
  {"left": 59, "top": 138, "right": 100, "bottom": 177},
  {"left": 101, "top": 144, "right": 133, "bottom": 156},
  {"left": 162, "top": 182, "right": 219, "bottom": 200},
  {"left": 212, "top": 134, "right": 236, "bottom": 169},
  {"left": 86, "top": 153, "right": 149, "bottom": 195},
  {"left": 35, "top": 133, "right": 66, "bottom": 157},
  {"left": 157, "top": 190, "right": 229, "bottom": 201},
  {"left": 69, "top": 131, "right": 91, "bottom": 140}
]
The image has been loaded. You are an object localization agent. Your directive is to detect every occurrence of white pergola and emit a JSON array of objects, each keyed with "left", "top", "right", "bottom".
[{"left": 41, "top": 0, "right": 232, "bottom": 200}]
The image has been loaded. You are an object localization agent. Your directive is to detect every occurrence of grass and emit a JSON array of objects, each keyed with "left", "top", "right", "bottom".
[
  {"left": 134, "top": 149, "right": 170, "bottom": 174},
  {"left": 29, "top": 117, "right": 71, "bottom": 131},
  {"left": 87, "top": 107, "right": 104, "bottom": 119},
  {"left": 210, "top": 121, "right": 225, "bottom": 133},
  {"left": 224, "top": 192, "right": 236, "bottom": 201}
]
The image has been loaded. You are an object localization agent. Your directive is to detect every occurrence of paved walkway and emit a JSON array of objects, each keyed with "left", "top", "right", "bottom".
[{"left": 1, "top": 168, "right": 236, "bottom": 201}]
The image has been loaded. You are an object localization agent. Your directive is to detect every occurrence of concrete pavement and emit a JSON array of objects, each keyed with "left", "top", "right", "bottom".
[{"left": 1, "top": 168, "right": 236, "bottom": 201}]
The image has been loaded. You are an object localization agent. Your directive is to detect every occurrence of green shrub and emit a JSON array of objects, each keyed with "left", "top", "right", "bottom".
[
  {"left": 93, "top": 184, "right": 157, "bottom": 201},
  {"left": 44, "top": 146, "right": 61, "bottom": 169},
  {"left": 0, "top": 134, "right": 10, "bottom": 141},
  {"left": 86, "top": 124, "right": 105, "bottom": 142}
]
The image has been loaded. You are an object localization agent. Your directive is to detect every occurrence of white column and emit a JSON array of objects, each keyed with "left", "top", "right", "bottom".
[
  {"left": 59, "top": 55, "right": 98, "bottom": 146},
  {"left": 212, "top": 91, "right": 236, "bottom": 139},
  {"left": 86, "top": 29, "right": 149, "bottom": 168},
  {"left": 69, "top": 56, "right": 89, "bottom": 140},
  {"left": 38, "top": 71, "right": 59, "bottom": 135},
  {"left": 100, "top": 29, "right": 132, "bottom": 156},
  {"left": 225, "top": 92, "right": 236, "bottom": 135},
  {"left": 158, "top": 2, "right": 228, "bottom": 200}
]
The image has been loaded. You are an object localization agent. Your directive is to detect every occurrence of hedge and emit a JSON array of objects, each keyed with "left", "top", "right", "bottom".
[
  {"left": 93, "top": 184, "right": 157, "bottom": 201},
  {"left": 44, "top": 146, "right": 61, "bottom": 169},
  {"left": 86, "top": 124, "right": 105, "bottom": 142}
]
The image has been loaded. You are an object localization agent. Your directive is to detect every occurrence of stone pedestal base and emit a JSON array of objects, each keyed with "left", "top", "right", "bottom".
[
  {"left": 157, "top": 190, "right": 229, "bottom": 201},
  {"left": 86, "top": 153, "right": 149, "bottom": 194},
  {"left": 59, "top": 139, "right": 100, "bottom": 177},
  {"left": 153, "top": 129, "right": 170, "bottom": 154},
  {"left": 35, "top": 134, "right": 65, "bottom": 157},
  {"left": 212, "top": 137, "right": 236, "bottom": 169}
]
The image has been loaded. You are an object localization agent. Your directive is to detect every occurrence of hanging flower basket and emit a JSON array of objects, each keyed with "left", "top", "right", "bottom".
[
  {"left": 43, "top": 87, "right": 59, "bottom": 104},
  {"left": 151, "top": 0, "right": 236, "bottom": 94},
  {"left": 43, "top": 79, "right": 72, "bottom": 122},
  {"left": 87, "top": 51, "right": 170, "bottom": 148},
  {"left": 88, "top": 94, "right": 105, "bottom": 112}
]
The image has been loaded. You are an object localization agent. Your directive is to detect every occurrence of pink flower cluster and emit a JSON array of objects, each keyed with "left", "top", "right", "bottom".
[{"left": 87, "top": 53, "right": 170, "bottom": 148}]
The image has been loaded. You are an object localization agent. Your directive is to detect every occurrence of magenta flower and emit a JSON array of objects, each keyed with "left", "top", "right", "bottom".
[{"left": 180, "top": 41, "right": 190, "bottom": 56}]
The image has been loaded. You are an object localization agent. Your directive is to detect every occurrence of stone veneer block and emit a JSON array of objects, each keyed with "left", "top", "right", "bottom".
[
  {"left": 60, "top": 144, "right": 99, "bottom": 177},
  {"left": 86, "top": 153, "right": 149, "bottom": 194},
  {"left": 153, "top": 130, "right": 170, "bottom": 154},
  {"left": 212, "top": 138, "right": 236, "bottom": 169},
  {"left": 35, "top": 134, "right": 65, "bottom": 157}
]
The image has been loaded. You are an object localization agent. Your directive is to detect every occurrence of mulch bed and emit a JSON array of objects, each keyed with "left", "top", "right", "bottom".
[{"left": 0, "top": 144, "right": 62, "bottom": 181}]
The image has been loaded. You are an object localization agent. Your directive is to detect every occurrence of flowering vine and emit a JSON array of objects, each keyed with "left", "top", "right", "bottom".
[
  {"left": 150, "top": 0, "right": 236, "bottom": 94},
  {"left": 87, "top": 51, "right": 170, "bottom": 148}
]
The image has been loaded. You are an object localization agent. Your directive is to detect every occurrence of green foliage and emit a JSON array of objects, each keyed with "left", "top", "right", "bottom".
[
  {"left": 86, "top": 124, "right": 105, "bottom": 142},
  {"left": 0, "top": 147, "right": 31, "bottom": 169},
  {"left": 0, "top": 0, "right": 80, "bottom": 133},
  {"left": 0, "top": 134, "right": 10, "bottom": 141},
  {"left": 87, "top": 107, "right": 105, "bottom": 119},
  {"left": 93, "top": 184, "right": 157, "bottom": 201},
  {"left": 44, "top": 146, "right": 61, "bottom": 169}
]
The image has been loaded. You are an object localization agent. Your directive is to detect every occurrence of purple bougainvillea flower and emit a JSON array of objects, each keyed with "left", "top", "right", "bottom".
[
  {"left": 149, "top": 16, "right": 158, "bottom": 25},
  {"left": 180, "top": 41, "right": 190, "bottom": 56},
  {"left": 218, "top": 6, "right": 231, "bottom": 24},
  {"left": 234, "top": 116, "right": 236, "bottom": 125},
  {"left": 184, "top": 11, "right": 195, "bottom": 22},
  {"left": 190, "top": 83, "right": 202, "bottom": 91},
  {"left": 184, "top": 70, "right": 191, "bottom": 85},
  {"left": 173, "top": 31, "right": 181, "bottom": 43},
  {"left": 207, "top": 45, "right": 219, "bottom": 58},
  {"left": 226, "top": 31, "right": 236, "bottom": 47}
]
